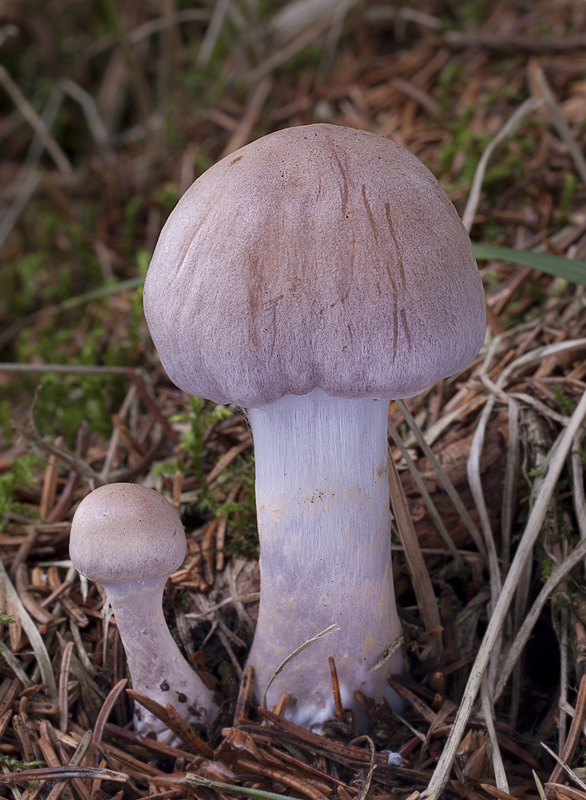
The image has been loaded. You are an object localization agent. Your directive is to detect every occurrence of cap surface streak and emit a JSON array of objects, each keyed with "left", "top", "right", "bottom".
[{"left": 144, "top": 123, "right": 486, "bottom": 406}]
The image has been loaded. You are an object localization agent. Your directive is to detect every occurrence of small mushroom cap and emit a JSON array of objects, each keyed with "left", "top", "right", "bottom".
[
  {"left": 144, "top": 123, "right": 486, "bottom": 407},
  {"left": 69, "top": 483, "right": 186, "bottom": 584}
]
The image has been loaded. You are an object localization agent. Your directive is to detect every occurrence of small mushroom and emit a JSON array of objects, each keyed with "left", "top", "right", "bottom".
[
  {"left": 143, "top": 124, "right": 486, "bottom": 729},
  {"left": 69, "top": 482, "right": 217, "bottom": 740}
]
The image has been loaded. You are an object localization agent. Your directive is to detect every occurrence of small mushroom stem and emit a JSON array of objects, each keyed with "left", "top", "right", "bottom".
[
  {"left": 105, "top": 578, "right": 216, "bottom": 740},
  {"left": 247, "top": 389, "right": 402, "bottom": 729}
]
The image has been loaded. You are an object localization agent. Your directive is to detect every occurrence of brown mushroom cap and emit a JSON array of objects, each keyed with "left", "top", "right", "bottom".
[
  {"left": 144, "top": 123, "right": 486, "bottom": 407},
  {"left": 69, "top": 483, "right": 186, "bottom": 584}
]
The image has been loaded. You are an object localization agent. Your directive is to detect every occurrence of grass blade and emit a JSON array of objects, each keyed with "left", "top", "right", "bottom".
[{"left": 473, "top": 244, "right": 586, "bottom": 285}]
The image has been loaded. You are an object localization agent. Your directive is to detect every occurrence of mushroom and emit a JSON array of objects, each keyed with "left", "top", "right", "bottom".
[
  {"left": 143, "top": 123, "right": 486, "bottom": 729},
  {"left": 69, "top": 482, "right": 217, "bottom": 740}
]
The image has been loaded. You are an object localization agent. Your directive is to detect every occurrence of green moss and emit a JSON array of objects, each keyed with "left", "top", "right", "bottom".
[
  {"left": 0, "top": 454, "right": 41, "bottom": 529},
  {"left": 0, "top": 755, "right": 45, "bottom": 771},
  {"left": 553, "top": 385, "right": 577, "bottom": 414}
]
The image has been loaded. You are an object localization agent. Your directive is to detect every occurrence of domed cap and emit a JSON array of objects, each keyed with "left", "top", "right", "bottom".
[
  {"left": 70, "top": 483, "right": 186, "bottom": 584},
  {"left": 144, "top": 123, "right": 486, "bottom": 407}
]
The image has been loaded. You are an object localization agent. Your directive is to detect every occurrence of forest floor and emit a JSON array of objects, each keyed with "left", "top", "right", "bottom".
[{"left": 1, "top": 1, "right": 586, "bottom": 798}]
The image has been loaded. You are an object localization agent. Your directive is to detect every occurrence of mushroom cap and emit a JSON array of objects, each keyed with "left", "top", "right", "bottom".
[
  {"left": 144, "top": 123, "right": 486, "bottom": 407},
  {"left": 69, "top": 483, "right": 186, "bottom": 584}
]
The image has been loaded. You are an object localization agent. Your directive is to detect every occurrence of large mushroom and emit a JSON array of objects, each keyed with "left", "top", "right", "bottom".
[{"left": 143, "top": 123, "right": 486, "bottom": 729}]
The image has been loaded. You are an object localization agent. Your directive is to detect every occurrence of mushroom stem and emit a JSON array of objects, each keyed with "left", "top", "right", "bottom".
[
  {"left": 247, "top": 389, "right": 402, "bottom": 728},
  {"left": 106, "top": 578, "right": 215, "bottom": 739}
]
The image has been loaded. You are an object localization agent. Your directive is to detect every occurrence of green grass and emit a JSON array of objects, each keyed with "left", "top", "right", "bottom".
[{"left": 473, "top": 245, "right": 586, "bottom": 286}]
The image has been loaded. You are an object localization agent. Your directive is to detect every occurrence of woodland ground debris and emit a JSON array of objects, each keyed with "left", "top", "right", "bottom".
[{"left": 1, "top": 1, "right": 586, "bottom": 798}]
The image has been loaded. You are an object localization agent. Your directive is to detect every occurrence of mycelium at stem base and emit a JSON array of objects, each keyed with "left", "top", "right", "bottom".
[{"left": 247, "top": 389, "right": 402, "bottom": 730}]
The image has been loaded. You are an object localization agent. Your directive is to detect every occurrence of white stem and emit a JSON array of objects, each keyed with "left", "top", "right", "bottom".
[
  {"left": 248, "top": 389, "right": 402, "bottom": 729},
  {"left": 106, "top": 578, "right": 216, "bottom": 740}
]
